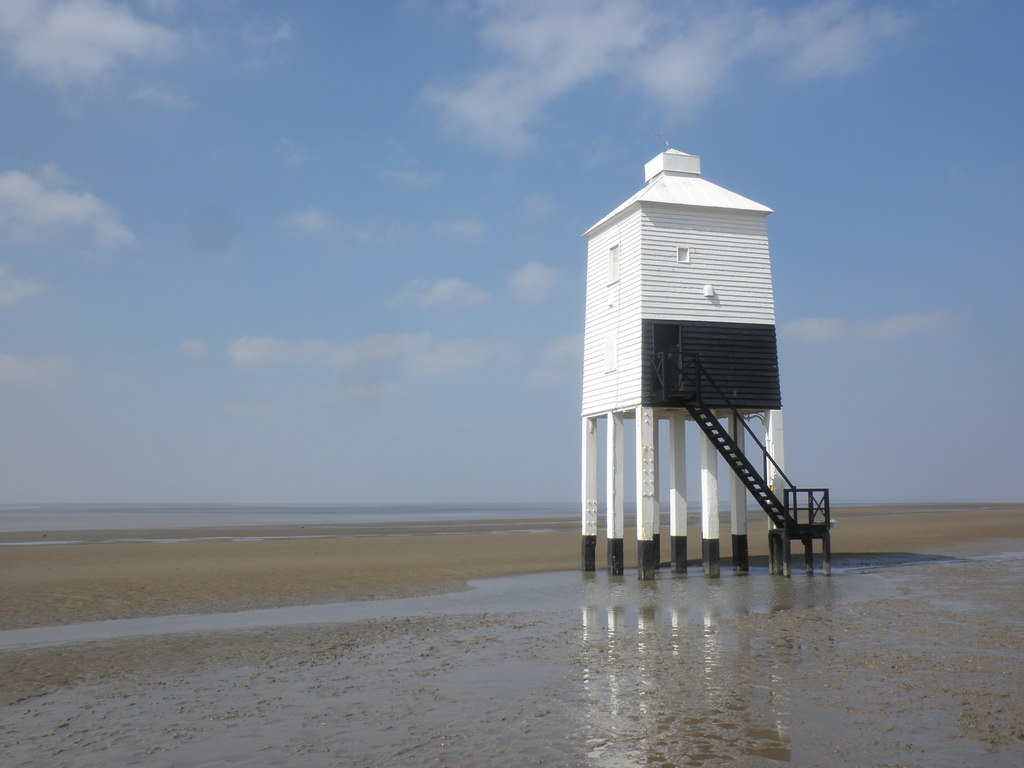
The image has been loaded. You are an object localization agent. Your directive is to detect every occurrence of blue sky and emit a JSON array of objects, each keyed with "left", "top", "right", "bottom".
[{"left": 1, "top": 0, "right": 1021, "bottom": 504}]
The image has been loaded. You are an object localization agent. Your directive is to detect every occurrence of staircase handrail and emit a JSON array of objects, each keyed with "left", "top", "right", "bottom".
[{"left": 654, "top": 351, "right": 796, "bottom": 493}]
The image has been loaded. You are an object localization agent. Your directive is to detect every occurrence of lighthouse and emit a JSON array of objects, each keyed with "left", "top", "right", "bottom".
[{"left": 580, "top": 149, "right": 830, "bottom": 579}]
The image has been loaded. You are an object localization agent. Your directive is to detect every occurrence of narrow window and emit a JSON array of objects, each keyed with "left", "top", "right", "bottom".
[
  {"left": 676, "top": 246, "right": 691, "bottom": 263},
  {"left": 604, "top": 334, "right": 617, "bottom": 373},
  {"left": 608, "top": 244, "right": 620, "bottom": 284}
]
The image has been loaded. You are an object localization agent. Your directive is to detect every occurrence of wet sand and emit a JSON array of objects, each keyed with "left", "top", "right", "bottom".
[
  {"left": 2, "top": 504, "right": 1021, "bottom": 629},
  {"left": 2, "top": 503, "right": 1023, "bottom": 766}
]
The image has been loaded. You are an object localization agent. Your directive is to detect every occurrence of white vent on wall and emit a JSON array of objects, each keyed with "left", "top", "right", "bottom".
[
  {"left": 676, "top": 246, "right": 691, "bottom": 263},
  {"left": 703, "top": 284, "right": 716, "bottom": 298}
]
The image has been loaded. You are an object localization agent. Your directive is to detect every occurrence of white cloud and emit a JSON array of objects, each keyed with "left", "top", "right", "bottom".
[
  {"left": 781, "top": 311, "right": 961, "bottom": 345},
  {"left": 426, "top": 0, "right": 907, "bottom": 150},
  {"left": 0, "top": 351, "right": 68, "bottom": 385},
  {"left": 179, "top": 338, "right": 207, "bottom": 358},
  {"left": 0, "top": 264, "right": 45, "bottom": 308},
  {"left": 431, "top": 218, "right": 487, "bottom": 239},
  {"left": 283, "top": 207, "right": 334, "bottom": 234},
  {"left": 0, "top": 0, "right": 177, "bottom": 88},
  {"left": 425, "top": 0, "right": 649, "bottom": 152},
  {"left": 0, "top": 165, "right": 135, "bottom": 249},
  {"left": 226, "top": 333, "right": 492, "bottom": 377},
  {"left": 392, "top": 277, "right": 489, "bottom": 309},
  {"left": 509, "top": 261, "right": 558, "bottom": 303}
]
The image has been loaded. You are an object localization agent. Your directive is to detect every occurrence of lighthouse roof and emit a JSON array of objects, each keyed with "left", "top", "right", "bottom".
[{"left": 583, "top": 150, "right": 772, "bottom": 237}]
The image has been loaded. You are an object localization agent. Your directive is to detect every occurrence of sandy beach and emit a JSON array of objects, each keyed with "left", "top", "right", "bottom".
[{"left": 2, "top": 503, "right": 1023, "bottom": 766}]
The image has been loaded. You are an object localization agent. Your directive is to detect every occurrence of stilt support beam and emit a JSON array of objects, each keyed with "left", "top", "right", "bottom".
[
  {"left": 700, "top": 427, "right": 720, "bottom": 578},
  {"left": 636, "top": 406, "right": 658, "bottom": 580},
  {"left": 607, "top": 411, "right": 624, "bottom": 576},
  {"left": 668, "top": 412, "right": 687, "bottom": 574},
  {"left": 729, "top": 413, "right": 749, "bottom": 573},
  {"left": 581, "top": 416, "right": 598, "bottom": 571}
]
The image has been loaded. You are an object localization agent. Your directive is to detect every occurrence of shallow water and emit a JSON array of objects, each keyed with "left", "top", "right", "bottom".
[
  {"left": 0, "top": 564, "right": 892, "bottom": 652},
  {"left": 3, "top": 554, "right": 1023, "bottom": 767}
]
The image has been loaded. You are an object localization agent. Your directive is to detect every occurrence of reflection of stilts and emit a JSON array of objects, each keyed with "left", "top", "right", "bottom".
[{"left": 579, "top": 583, "right": 811, "bottom": 765}]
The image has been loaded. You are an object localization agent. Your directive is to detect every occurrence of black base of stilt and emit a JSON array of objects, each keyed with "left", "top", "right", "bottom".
[
  {"left": 581, "top": 535, "right": 597, "bottom": 572},
  {"left": 607, "top": 538, "right": 624, "bottom": 576},
  {"left": 702, "top": 538, "right": 720, "bottom": 578},
  {"left": 731, "top": 533, "right": 749, "bottom": 573},
  {"left": 768, "top": 529, "right": 792, "bottom": 577},
  {"left": 638, "top": 539, "right": 658, "bottom": 580},
  {"left": 670, "top": 535, "right": 687, "bottom": 574},
  {"left": 653, "top": 533, "right": 661, "bottom": 569}
]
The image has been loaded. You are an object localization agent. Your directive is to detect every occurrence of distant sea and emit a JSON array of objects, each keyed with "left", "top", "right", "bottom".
[
  {"left": 0, "top": 503, "right": 579, "bottom": 534},
  {"left": 2, "top": 500, "right": 1015, "bottom": 535}
]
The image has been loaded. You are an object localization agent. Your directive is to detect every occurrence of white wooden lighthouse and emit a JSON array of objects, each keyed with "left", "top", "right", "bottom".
[{"left": 580, "top": 149, "right": 830, "bottom": 579}]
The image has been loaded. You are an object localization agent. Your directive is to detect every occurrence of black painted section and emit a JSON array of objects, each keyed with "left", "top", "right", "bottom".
[
  {"left": 702, "top": 538, "right": 721, "bottom": 578},
  {"left": 638, "top": 540, "right": 658, "bottom": 580},
  {"left": 653, "top": 532, "right": 661, "bottom": 569},
  {"left": 732, "top": 533, "right": 749, "bottom": 573},
  {"left": 607, "top": 538, "right": 624, "bottom": 576},
  {"left": 670, "top": 535, "right": 687, "bottom": 574},
  {"left": 804, "top": 538, "right": 815, "bottom": 574},
  {"left": 581, "top": 535, "right": 597, "bottom": 572},
  {"left": 643, "top": 319, "right": 782, "bottom": 410}
]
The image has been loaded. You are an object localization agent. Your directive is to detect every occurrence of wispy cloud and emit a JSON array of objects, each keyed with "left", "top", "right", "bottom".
[
  {"left": 528, "top": 333, "right": 582, "bottom": 386},
  {"left": 431, "top": 218, "right": 487, "bottom": 239},
  {"left": 380, "top": 168, "right": 441, "bottom": 188},
  {"left": 0, "top": 264, "right": 45, "bottom": 308},
  {"left": 275, "top": 137, "right": 306, "bottom": 168},
  {"left": 226, "top": 333, "right": 493, "bottom": 378},
  {"left": 426, "top": 0, "right": 907, "bottom": 151},
  {"left": 392, "top": 277, "right": 489, "bottom": 309},
  {"left": 0, "top": 0, "right": 177, "bottom": 88},
  {"left": 0, "top": 351, "right": 69, "bottom": 385},
  {"left": 781, "top": 311, "right": 962, "bottom": 345},
  {"left": 179, "top": 338, "right": 208, "bottom": 358},
  {"left": 283, "top": 207, "right": 334, "bottom": 234},
  {"left": 130, "top": 83, "right": 190, "bottom": 110},
  {"left": 242, "top": 20, "right": 293, "bottom": 47},
  {"left": 0, "top": 164, "right": 135, "bottom": 249},
  {"left": 509, "top": 261, "right": 558, "bottom": 303},
  {"left": 517, "top": 192, "right": 555, "bottom": 219}
]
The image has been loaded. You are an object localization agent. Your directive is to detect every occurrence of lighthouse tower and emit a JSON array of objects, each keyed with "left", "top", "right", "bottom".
[{"left": 580, "top": 149, "right": 830, "bottom": 579}]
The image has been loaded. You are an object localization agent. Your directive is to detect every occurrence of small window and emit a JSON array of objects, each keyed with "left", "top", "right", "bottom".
[
  {"left": 608, "top": 244, "right": 620, "bottom": 284},
  {"left": 676, "top": 246, "right": 691, "bottom": 263}
]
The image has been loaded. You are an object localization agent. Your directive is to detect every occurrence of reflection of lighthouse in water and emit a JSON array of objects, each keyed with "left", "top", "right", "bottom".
[{"left": 575, "top": 576, "right": 830, "bottom": 764}]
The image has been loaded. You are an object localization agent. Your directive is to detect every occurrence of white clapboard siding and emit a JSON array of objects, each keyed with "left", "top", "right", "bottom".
[
  {"left": 581, "top": 209, "right": 644, "bottom": 416},
  {"left": 640, "top": 205, "right": 775, "bottom": 325},
  {"left": 581, "top": 150, "right": 778, "bottom": 417}
]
